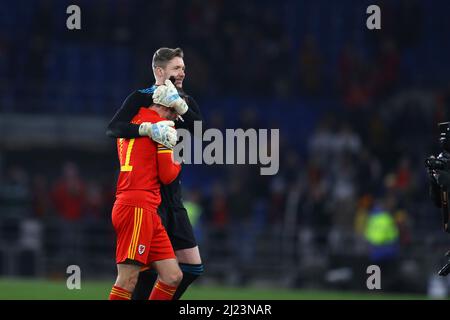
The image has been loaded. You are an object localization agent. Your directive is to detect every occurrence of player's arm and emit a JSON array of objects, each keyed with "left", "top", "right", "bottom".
[
  {"left": 156, "top": 145, "right": 181, "bottom": 184},
  {"left": 106, "top": 91, "right": 149, "bottom": 138},
  {"left": 175, "top": 95, "right": 203, "bottom": 134},
  {"left": 106, "top": 91, "right": 177, "bottom": 148}
]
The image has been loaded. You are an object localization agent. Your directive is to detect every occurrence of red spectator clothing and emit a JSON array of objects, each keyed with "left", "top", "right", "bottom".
[{"left": 51, "top": 179, "right": 86, "bottom": 220}]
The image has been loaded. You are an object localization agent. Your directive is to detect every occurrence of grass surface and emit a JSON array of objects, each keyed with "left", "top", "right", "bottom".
[{"left": 0, "top": 278, "right": 433, "bottom": 300}]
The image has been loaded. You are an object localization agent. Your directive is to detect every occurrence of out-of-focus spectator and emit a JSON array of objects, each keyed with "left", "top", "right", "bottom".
[
  {"left": 356, "top": 148, "right": 382, "bottom": 196},
  {"left": 267, "top": 175, "right": 287, "bottom": 225},
  {"left": 330, "top": 155, "right": 357, "bottom": 232},
  {"left": 374, "top": 39, "right": 400, "bottom": 98},
  {"left": 334, "top": 123, "right": 362, "bottom": 157},
  {"left": 298, "top": 34, "right": 322, "bottom": 95},
  {"left": 31, "top": 174, "right": 51, "bottom": 219},
  {"left": 51, "top": 162, "right": 86, "bottom": 221},
  {"left": 367, "top": 113, "right": 390, "bottom": 158},
  {"left": 394, "top": 208, "right": 413, "bottom": 247},
  {"left": 308, "top": 117, "right": 335, "bottom": 166},
  {"left": 337, "top": 44, "right": 373, "bottom": 110},
  {"left": 0, "top": 166, "right": 32, "bottom": 219},
  {"left": 365, "top": 198, "right": 399, "bottom": 253},
  {"left": 84, "top": 180, "right": 104, "bottom": 221},
  {"left": 363, "top": 196, "right": 400, "bottom": 290},
  {"left": 337, "top": 43, "right": 360, "bottom": 93},
  {"left": 208, "top": 180, "right": 228, "bottom": 229},
  {"left": 354, "top": 194, "right": 373, "bottom": 237},
  {"left": 393, "top": 156, "right": 413, "bottom": 194},
  {"left": 184, "top": 188, "right": 204, "bottom": 243},
  {"left": 50, "top": 162, "right": 86, "bottom": 269}
]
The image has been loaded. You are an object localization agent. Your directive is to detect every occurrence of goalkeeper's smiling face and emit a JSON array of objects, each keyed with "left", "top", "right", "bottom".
[{"left": 161, "top": 57, "right": 185, "bottom": 88}]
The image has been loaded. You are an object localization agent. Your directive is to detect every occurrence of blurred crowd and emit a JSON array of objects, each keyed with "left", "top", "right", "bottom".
[
  {"left": 0, "top": 85, "right": 446, "bottom": 253},
  {"left": 1, "top": 0, "right": 446, "bottom": 113}
]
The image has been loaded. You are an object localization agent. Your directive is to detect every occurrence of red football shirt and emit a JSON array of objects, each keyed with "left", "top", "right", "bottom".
[{"left": 114, "top": 107, "right": 181, "bottom": 210}]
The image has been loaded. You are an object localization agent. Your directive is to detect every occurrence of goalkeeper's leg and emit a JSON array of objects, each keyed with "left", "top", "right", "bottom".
[
  {"left": 172, "top": 246, "right": 204, "bottom": 300},
  {"left": 132, "top": 247, "right": 204, "bottom": 300},
  {"left": 132, "top": 267, "right": 157, "bottom": 300}
]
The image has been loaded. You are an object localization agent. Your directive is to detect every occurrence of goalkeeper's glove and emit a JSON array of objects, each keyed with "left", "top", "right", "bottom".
[
  {"left": 152, "top": 79, "right": 188, "bottom": 115},
  {"left": 138, "top": 121, "right": 177, "bottom": 149}
]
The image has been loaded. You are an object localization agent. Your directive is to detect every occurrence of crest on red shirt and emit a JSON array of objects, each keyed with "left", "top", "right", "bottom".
[{"left": 138, "top": 245, "right": 146, "bottom": 255}]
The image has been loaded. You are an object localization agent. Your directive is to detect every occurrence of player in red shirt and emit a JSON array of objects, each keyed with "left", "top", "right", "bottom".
[{"left": 109, "top": 102, "right": 182, "bottom": 300}]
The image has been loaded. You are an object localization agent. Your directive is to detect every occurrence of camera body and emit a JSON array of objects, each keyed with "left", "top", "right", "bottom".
[
  {"left": 428, "top": 122, "right": 450, "bottom": 276},
  {"left": 425, "top": 153, "right": 450, "bottom": 171}
]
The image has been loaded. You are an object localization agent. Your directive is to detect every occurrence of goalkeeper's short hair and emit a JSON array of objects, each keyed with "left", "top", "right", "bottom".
[{"left": 152, "top": 47, "right": 184, "bottom": 70}]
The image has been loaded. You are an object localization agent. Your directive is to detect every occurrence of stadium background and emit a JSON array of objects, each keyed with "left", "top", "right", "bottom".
[{"left": 1, "top": 0, "right": 450, "bottom": 299}]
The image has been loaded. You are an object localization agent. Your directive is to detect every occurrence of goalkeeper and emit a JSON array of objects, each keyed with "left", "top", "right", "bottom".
[{"left": 106, "top": 47, "right": 203, "bottom": 300}]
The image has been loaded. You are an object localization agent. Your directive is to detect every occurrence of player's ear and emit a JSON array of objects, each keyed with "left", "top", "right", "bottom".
[{"left": 154, "top": 67, "right": 163, "bottom": 79}]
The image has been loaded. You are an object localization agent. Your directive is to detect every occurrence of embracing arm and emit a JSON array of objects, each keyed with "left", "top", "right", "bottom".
[{"left": 106, "top": 91, "right": 151, "bottom": 138}]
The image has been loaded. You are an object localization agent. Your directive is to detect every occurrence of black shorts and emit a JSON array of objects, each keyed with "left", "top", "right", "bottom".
[
  {"left": 157, "top": 204, "right": 197, "bottom": 251},
  {"left": 158, "top": 177, "right": 197, "bottom": 251}
]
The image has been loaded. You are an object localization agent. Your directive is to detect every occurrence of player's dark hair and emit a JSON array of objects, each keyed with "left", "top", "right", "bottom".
[{"left": 152, "top": 47, "right": 184, "bottom": 70}]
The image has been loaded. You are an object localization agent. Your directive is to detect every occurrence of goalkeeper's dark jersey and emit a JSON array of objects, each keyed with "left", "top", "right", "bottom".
[
  {"left": 107, "top": 86, "right": 202, "bottom": 138},
  {"left": 107, "top": 86, "right": 202, "bottom": 247}
]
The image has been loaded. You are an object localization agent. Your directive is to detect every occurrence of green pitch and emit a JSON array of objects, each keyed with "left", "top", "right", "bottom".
[{"left": 0, "top": 278, "right": 432, "bottom": 300}]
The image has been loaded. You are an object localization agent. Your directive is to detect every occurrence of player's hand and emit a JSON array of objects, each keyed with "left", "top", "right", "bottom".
[
  {"left": 138, "top": 121, "right": 178, "bottom": 149},
  {"left": 152, "top": 79, "right": 188, "bottom": 115}
]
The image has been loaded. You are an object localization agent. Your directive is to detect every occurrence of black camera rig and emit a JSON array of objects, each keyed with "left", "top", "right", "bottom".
[{"left": 427, "top": 122, "right": 450, "bottom": 276}]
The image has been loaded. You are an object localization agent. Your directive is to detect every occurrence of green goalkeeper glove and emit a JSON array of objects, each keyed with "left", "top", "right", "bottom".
[
  {"left": 139, "top": 121, "right": 177, "bottom": 149},
  {"left": 152, "top": 79, "right": 188, "bottom": 115}
]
